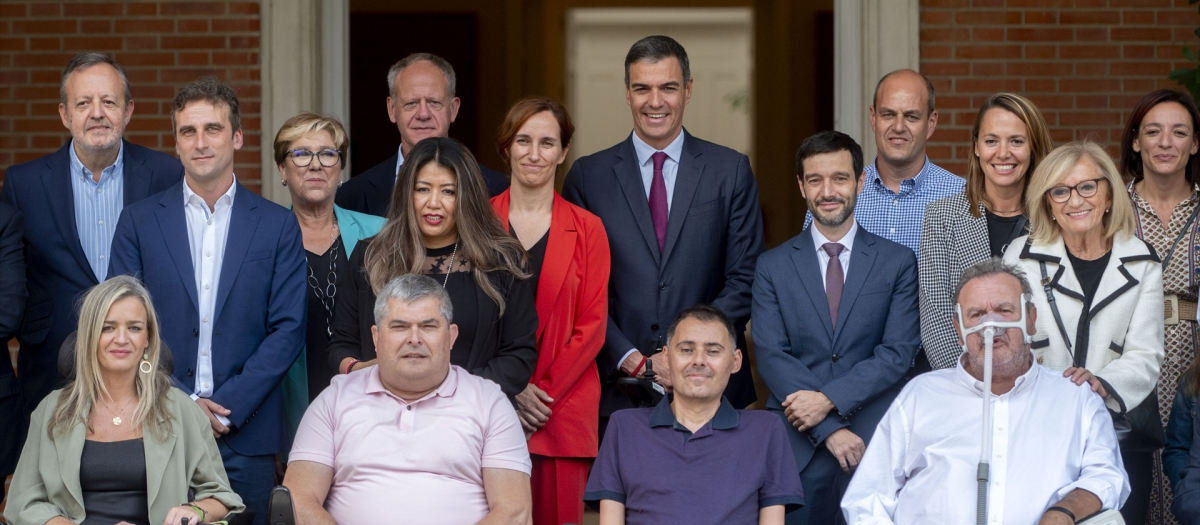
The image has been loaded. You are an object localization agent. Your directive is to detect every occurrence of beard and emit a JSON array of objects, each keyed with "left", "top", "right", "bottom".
[
  {"left": 810, "top": 194, "right": 856, "bottom": 228},
  {"left": 962, "top": 330, "right": 1032, "bottom": 379}
]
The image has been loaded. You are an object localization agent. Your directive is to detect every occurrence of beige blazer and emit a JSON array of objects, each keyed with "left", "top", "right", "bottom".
[{"left": 4, "top": 387, "right": 245, "bottom": 525}]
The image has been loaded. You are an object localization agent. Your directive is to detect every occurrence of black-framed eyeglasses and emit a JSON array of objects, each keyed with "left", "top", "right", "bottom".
[
  {"left": 1047, "top": 178, "right": 1107, "bottom": 203},
  {"left": 287, "top": 148, "right": 341, "bottom": 167}
]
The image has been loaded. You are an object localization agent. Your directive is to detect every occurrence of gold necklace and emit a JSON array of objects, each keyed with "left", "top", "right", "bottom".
[{"left": 100, "top": 395, "right": 136, "bottom": 426}]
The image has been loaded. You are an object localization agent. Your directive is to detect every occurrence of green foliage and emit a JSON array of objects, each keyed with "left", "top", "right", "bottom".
[{"left": 1174, "top": 0, "right": 1200, "bottom": 100}]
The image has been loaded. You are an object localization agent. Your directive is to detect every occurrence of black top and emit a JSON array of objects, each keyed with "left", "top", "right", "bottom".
[
  {"left": 80, "top": 439, "right": 150, "bottom": 525},
  {"left": 513, "top": 225, "right": 550, "bottom": 296},
  {"left": 304, "top": 237, "right": 345, "bottom": 402},
  {"left": 985, "top": 212, "right": 1027, "bottom": 257},
  {"left": 1066, "top": 248, "right": 1112, "bottom": 368},
  {"left": 326, "top": 238, "right": 539, "bottom": 396}
]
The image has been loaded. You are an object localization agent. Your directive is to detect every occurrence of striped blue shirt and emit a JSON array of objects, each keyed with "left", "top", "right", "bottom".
[
  {"left": 69, "top": 142, "right": 125, "bottom": 281},
  {"left": 805, "top": 157, "right": 963, "bottom": 258}
]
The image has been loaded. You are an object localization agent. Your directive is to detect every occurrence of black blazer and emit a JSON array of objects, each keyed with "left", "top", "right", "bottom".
[
  {"left": 0, "top": 140, "right": 182, "bottom": 417},
  {"left": 335, "top": 152, "right": 509, "bottom": 217},
  {"left": 0, "top": 202, "right": 25, "bottom": 476},
  {"left": 326, "top": 239, "right": 538, "bottom": 397},
  {"left": 562, "top": 130, "right": 765, "bottom": 413}
]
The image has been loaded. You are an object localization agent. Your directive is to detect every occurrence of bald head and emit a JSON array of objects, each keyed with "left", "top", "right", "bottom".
[{"left": 873, "top": 69, "right": 935, "bottom": 114}]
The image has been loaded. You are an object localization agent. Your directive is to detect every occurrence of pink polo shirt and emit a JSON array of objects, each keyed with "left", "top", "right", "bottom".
[{"left": 289, "top": 365, "right": 531, "bottom": 525}]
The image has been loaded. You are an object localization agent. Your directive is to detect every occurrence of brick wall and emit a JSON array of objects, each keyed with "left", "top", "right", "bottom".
[
  {"left": 920, "top": 0, "right": 1200, "bottom": 176},
  {"left": 0, "top": 1, "right": 263, "bottom": 194}
]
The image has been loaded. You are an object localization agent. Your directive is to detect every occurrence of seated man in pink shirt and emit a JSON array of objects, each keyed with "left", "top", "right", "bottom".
[{"left": 284, "top": 274, "right": 532, "bottom": 525}]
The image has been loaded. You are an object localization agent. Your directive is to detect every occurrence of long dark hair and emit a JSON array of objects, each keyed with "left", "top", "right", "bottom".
[
  {"left": 1119, "top": 89, "right": 1200, "bottom": 185},
  {"left": 364, "top": 137, "right": 528, "bottom": 314}
]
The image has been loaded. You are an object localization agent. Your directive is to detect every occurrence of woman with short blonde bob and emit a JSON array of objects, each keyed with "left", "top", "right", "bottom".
[
  {"left": 1004, "top": 141, "right": 1164, "bottom": 525},
  {"left": 6, "top": 275, "right": 243, "bottom": 525}
]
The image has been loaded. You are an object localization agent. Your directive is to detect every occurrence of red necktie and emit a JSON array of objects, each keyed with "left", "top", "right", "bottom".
[
  {"left": 823, "top": 243, "right": 845, "bottom": 329},
  {"left": 649, "top": 151, "right": 669, "bottom": 253}
]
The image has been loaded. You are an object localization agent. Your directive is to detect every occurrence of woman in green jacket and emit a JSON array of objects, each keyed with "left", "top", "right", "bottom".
[{"left": 5, "top": 275, "right": 243, "bottom": 525}]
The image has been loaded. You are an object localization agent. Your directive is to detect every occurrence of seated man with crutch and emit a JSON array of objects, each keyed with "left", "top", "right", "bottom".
[{"left": 841, "top": 259, "right": 1129, "bottom": 525}]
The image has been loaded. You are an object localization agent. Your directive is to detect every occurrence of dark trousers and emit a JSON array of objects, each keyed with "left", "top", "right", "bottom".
[
  {"left": 786, "top": 447, "right": 852, "bottom": 525},
  {"left": 1120, "top": 447, "right": 1154, "bottom": 525},
  {"left": 218, "top": 440, "right": 276, "bottom": 525}
]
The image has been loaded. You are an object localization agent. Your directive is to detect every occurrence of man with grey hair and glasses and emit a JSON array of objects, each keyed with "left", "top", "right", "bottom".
[
  {"left": 336, "top": 52, "right": 508, "bottom": 216},
  {"left": 1, "top": 52, "right": 181, "bottom": 428},
  {"left": 285, "top": 274, "right": 532, "bottom": 525},
  {"left": 842, "top": 259, "right": 1128, "bottom": 525}
]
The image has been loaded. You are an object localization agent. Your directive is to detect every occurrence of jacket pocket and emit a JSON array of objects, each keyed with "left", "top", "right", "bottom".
[
  {"left": 244, "top": 249, "right": 272, "bottom": 262},
  {"left": 20, "top": 300, "right": 53, "bottom": 344}
]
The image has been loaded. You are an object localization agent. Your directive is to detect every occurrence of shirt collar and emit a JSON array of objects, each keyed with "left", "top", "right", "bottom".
[
  {"left": 953, "top": 351, "right": 1039, "bottom": 398},
  {"left": 648, "top": 395, "right": 739, "bottom": 430},
  {"left": 365, "top": 363, "right": 460, "bottom": 402},
  {"left": 68, "top": 139, "right": 125, "bottom": 184},
  {"left": 394, "top": 145, "right": 406, "bottom": 178},
  {"left": 867, "top": 156, "right": 933, "bottom": 193},
  {"left": 182, "top": 176, "right": 237, "bottom": 213},
  {"left": 811, "top": 220, "right": 858, "bottom": 254},
  {"left": 631, "top": 129, "right": 686, "bottom": 169}
]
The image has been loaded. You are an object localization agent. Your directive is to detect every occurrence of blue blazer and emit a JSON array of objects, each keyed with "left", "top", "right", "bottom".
[
  {"left": 752, "top": 225, "right": 919, "bottom": 472},
  {"left": 562, "top": 130, "right": 765, "bottom": 412},
  {"left": 1173, "top": 402, "right": 1200, "bottom": 523},
  {"left": 335, "top": 152, "right": 509, "bottom": 217},
  {"left": 109, "top": 180, "right": 307, "bottom": 456},
  {"left": 0, "top": 140, "right": 182, "bottom": 417}
]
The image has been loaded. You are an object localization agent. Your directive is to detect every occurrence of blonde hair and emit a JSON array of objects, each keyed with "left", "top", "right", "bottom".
[
  {"left": 1025, "top": 141, "right": 1135, "bottom": 245},
  {"left": 48, "top": 276, "right": 174, "bottom": 440},
  {"left": 964, "top": 93, "right": 1054, "bottom": 218},
  {"left": 272, "top": 112, "right": 349, "bottom": 168}
]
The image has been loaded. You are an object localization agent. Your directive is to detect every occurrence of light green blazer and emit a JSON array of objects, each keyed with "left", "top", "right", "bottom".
[{"left": 4, "top": 387, "right": 245, "bottom": 525}]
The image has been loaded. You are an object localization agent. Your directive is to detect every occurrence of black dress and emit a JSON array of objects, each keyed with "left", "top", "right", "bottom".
[
  {"left": 80, "top": 439, "right": 150, "bottom": 525},
  {"left": 304, "top": 237, "right": 344, "bottom": 401},
  {"left": 326, "top": 238, "right": 539, "bottom": 396}
]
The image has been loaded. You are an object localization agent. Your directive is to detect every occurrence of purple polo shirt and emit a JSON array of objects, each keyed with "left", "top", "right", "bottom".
[
  {"left": 289, "top": 365, "right": 531, "bottom": 525},
  {"left": 584, "top": 396, "right": 804, "bottom": 524}
]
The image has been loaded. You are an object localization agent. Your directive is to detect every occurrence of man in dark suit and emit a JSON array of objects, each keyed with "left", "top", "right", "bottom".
[
  {"left": 335, "top": 52, "right": 507, "bottom": 216},
  {"left": 752, "top": 131, "right": 919, "bottom": 524},
  {"left": 562, "top": 35, "right": 764, "bottom": 417},
  {"left": 110, "top": 77, "right": 306, "bottom": 525},
  {"left": 0, "top": 53, "right": 182, "bottom": 421},
  {"left": 1173, "top": 403, "right": 1200, "bottom": 523},
  {"left": 0, "top": 202, "right": 25, "bottom": 481}
]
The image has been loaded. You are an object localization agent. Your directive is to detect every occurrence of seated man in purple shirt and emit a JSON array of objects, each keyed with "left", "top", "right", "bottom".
[
  {"left": 585, "top": 305, "right": 804, "bottom": 525},
  {"left": 283, "top": 274, "right": 532, "bottom": 525}
]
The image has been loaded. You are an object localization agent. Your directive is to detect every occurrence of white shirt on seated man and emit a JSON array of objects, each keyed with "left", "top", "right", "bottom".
[{"left": 841, "top": 259, "right": 1129, "bottom": 525}]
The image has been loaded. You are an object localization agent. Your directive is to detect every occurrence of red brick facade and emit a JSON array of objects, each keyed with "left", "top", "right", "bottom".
[
  {"left": 920, "top": 0, "right": 1200, "bottom": 176},
  {"left": 0, "top": 1, "right": 263, "bottom": 193}
]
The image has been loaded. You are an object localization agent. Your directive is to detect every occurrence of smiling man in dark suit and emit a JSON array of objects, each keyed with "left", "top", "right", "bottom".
[
  {"left": 0, "top": 53, "right": 182, "bottom": 422},
  {"left": 753, "top": 131, "right": 919, "bottom": 525},
  {"left": 110, "top": 77, "right": 306, "bottom": 525},
  {"left": 562, "top": 35, "right": 765, "bottom": 419},
  {"left": 335, "top": 53, "right": 507, "bottom": 216}
]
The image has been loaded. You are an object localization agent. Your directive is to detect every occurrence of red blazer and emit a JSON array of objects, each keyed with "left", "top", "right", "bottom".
[{"left": 492, "top": 190, "right": 610, "bottom": 457}]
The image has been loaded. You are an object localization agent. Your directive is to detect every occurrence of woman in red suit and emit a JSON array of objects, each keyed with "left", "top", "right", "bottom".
[{"left": 492, "top": 98, "right": 610, "bottom": 525}]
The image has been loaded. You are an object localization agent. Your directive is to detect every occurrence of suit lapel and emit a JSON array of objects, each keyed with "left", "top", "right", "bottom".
[
  {"left": 791, "top": 230, "right": 834, "bottom": 340},
  {"left": 613, "top": 137, "right": 662, "bottom": 266},
  {"left": 56, "top": 422, "right": 86, "bottom": 510},
  {"left": 157, "top": 186, "right": 200, "bottom": 313},
  {"left": 144, "top": 426, "right": 177, "bottom": 509},
  {"left": 42, "top": 144, "right": 96, "bottom": 282},
  {"left": 122, "top": 141, "right": 155, "bottom": 206},
  {"left": 536, "top": 196, "right": 576, "bottom": 340},
  {"left": 1090, "top": 236, "right": 1156, "bottom": 317},
  {"left": 833, "top": 229, "right": 877, "bottom": 343},
  {"left": 662, "top": 134, "right": 702, "bottom": 265},
  {"left": 214, "top": 183, "right": 259, "bottom": 322}
]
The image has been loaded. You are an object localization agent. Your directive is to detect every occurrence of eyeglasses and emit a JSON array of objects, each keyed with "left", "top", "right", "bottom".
[
  {"left": 1046, "top": 178, "right": 1107, "bottom": 203},
  {"left": 287, "top": 148, "right": 341, "bottom": 167}
]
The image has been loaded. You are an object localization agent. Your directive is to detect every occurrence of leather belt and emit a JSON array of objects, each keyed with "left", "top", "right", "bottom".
[{"left": 1165, "top": 294, "right": 1198, "bottom": 325}]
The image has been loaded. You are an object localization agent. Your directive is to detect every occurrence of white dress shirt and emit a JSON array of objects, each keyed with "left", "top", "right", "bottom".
[
  {"left": 182, "top": 179, "right": 237, "bottom": 426},
  {"left": 811, "top": 221, "right": 857, "bottom": 291},
  {"left": 393, "top": 145, "right": 406, "bottom": 181},
  {"left": 841, "top": 356, "right": 1129, "bottom": 525},
  {"left": 630, "top": 131, "right": 685, "bottom": 213}
]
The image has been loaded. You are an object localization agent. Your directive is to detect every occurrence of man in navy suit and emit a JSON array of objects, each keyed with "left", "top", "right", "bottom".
[
  {"left": 0, "top": 53, "right": 182, "bottom": 421},
  {"left": 0, "top": 202, "right": 25, "bottom": 481},
  {"left": 335, "top": 52, "right": 507, "bottom": 216},
  {"left": 110, "top": 77, "right": 306, "bottom": 525},
  {"left": 1173, "top": 402, "right": 1200, "bottom": 522},
  {"left": 752, "top": 131, "right": 919, "bottom": 524},
  {"left": 563, "top": 35, "right": 764, "bottom": 417}
]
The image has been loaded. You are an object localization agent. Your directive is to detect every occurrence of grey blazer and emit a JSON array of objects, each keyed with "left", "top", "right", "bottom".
[{"left": 918, "top": 192, "right": 992, "bottom": 369}]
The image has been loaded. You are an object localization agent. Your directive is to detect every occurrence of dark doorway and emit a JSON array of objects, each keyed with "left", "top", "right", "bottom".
[{"left": 347, "top": 13, "right": 479, "bottom": 176}]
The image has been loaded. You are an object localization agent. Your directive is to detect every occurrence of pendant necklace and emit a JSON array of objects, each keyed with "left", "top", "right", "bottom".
[{"left": 100, "top": 395, "right": 135, "bottom": 426}]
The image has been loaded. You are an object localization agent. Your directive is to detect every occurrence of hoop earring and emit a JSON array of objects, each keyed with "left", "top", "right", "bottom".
[{"left": 139, "top": 352, "right": 152, "bottom": 374}]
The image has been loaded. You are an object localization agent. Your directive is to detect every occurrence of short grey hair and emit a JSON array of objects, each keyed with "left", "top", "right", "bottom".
[
  {"left": 373, "top": 274, "right": 454, "bottom": 325},
  {"left": 61, "top": 52, "right": 131, "bottom": 106},
  {"left": 951, "top": 258, "right": 1034, "bottom": 316},
  {"left": 386, "top": 53, "right": 456, "bottom": 100}
]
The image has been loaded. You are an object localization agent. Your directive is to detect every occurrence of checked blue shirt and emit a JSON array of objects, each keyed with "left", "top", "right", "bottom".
[{"left": 805, "top": 157, "right": 963, "bottom": 258}]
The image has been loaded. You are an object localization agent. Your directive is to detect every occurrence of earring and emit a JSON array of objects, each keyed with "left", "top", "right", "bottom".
[
  {"left": 139, "top": 351, "right": 152, "bottom": 374},
  {"left": 281, "top": 180, "right": 288, "bottom": 187}
]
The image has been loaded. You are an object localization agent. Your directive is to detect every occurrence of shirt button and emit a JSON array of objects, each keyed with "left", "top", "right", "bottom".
[
  {"left": 205, "top": 251, "right": 212, "bottom": 257},
  {"left": 99, "top": 255, "right": 104, "bottom": 259},
  {"left": 406, "top": 405, "right": 412, "bottom": 411},
  {"left": 890, "top": 228, "right": 896, "bottom": 233},
  {"left": 204, "top": 283, "right": 211, "bottom": 290},
  {"left": 203, "top": 382, "right": 210, "bottom": 389},
  {"left": 892, "top": 199, "right": 897, "bottom": 204},
  {"left": 202, "top": 317, "right": 209, "bottom": 323},
  {"left": 202, "top": 350, "right": 210, "bottom": 356},
  {"left": 98, "top": 220, "right": 103, "bottom": 225},
  {"left": 207, "top": 220, "right": 213, "bottom": 226}
]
